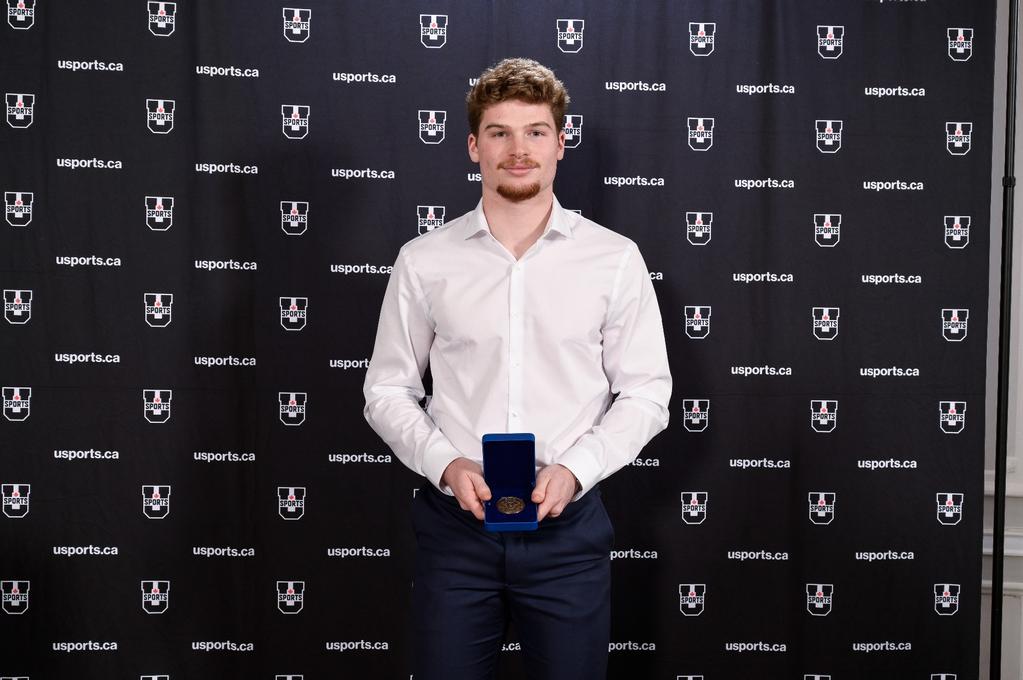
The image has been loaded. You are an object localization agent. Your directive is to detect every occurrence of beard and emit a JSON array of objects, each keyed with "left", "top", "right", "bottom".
[{"left": 496, "top": 181, "right": 542, "bottom": 202}]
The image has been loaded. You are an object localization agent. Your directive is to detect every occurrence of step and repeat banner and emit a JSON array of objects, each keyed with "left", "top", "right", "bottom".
[{"left": 0, "top": 1, "right": 997, "bottom": 678}]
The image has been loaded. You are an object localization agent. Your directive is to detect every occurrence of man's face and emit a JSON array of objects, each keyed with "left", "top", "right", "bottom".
[{"left": 468, "top": 99, "right": 565, "bottom": 203}]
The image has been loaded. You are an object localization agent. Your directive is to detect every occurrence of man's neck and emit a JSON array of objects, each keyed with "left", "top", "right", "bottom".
[{"left": 480, "top": 187, "right": 555, "bottom": 261}]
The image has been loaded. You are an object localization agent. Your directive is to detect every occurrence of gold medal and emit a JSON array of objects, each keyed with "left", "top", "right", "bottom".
[{"left": 495, "top": 496, "right": 526, "bottom": 515}]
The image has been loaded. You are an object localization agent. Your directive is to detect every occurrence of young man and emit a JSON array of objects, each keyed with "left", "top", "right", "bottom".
[{"left": 363, "top": 58, "right": 671, "bottom": 679}]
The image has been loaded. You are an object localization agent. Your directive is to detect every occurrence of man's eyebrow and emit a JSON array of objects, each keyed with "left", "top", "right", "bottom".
[{"left": 482, "top": 121, "right": 555, "bottom": 130}]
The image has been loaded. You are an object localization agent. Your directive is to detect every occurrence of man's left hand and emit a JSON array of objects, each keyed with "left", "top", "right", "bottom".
[{"left": 531, "top": 464, "right": 580, "bottom": 521}]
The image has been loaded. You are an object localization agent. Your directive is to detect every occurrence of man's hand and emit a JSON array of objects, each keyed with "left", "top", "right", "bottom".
[
  {"left": 440, "top": 457, "right": 492, "bottom": 521},
  {"left": 532, "top": 464, "right": 580, "bottom": 521}
]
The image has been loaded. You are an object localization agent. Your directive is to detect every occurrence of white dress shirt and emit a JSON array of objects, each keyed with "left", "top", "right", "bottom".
[{"left": 363, "top": 196, "right": 672, "bottom": 498}]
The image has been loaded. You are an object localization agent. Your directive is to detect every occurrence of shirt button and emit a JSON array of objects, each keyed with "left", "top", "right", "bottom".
[{"left": 511, "top": 411, "right": 519, "bottom": 418}]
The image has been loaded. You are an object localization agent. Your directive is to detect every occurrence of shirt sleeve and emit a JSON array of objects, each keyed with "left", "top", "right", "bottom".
[
  {"left": 556, "top": 242, "right": 672, "bottom": 499},
  {"left": 362, "top": 246, "right": 463, "bottom": 492}
]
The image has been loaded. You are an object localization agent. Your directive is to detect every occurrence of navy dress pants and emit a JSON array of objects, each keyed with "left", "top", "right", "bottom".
[{"left": 411, "top": 482, "right": 614, "bottom": 680}]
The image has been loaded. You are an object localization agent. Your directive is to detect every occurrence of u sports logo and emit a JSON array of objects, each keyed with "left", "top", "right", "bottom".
[
  {"left": 557, "top": 19, "right": 584, "bottom": 52},
  {"left": 4, "top": 289, "right": 31, "bottom": 324},
  {"left": 809, "top": 492, "right": 835, "bottom": 525},
  {"left": 684, "top": 306, "right": 711, "bottom": 339},
  {"left": 280, "top": 297, "right": 307, "bottom": 331},
  {"left": 689, "top": 22, "right": 715, "bottom": 56},
  {"left": 1, "top": 580, "right": 29, "bottom": 614},
  {"left": 7, "top": 0, "right": 34, "bottom": 29},
  {"left": 145, "top": 293, "right": 173, "bottom": 327},
  {"left": 283, "top": 8, "right": 310, "bottom": 43},
  {"left": 282, "top": 105, "right": 310, "bottom": 139},
  {"left": 682, "top": 399, "right": 709, "bottom": 432},
  {"left": 817, "top": 25, "right": 844, "bottom": 59},
  {"left": 279, "top": 486, "right": 306, "bottom": 520},
  {"left": 6, "top": 93, "right": 34, "bottom": 128},
  {"left": 814, "top": 213, "right": 840, "bottom": 247},
  {"left": 145, "top": 196, "right": 173, "bottom": 231},
  {"left": 685, "top": 212, "right": 712, "bottom": 246},
  {"left": 679, "top": 584, "right": 705, "bottom": 616},
  {"left": 937, "top": 493, "right": 964, "bottom": 526},
  {"left": 277, "top": 580, "right": 304, "bottom": 614},
  {"left": 949, "top": 27, "right": 973, "bottom": 61},
  {"left": 940, "top": 401, "right": 966, "bottom": 434},
  {"left": 942, "top": 308, "right": 968, "bottom": 341},
  {"left": 946, "top": 122, "right": 972, "bottom": 155},
  {"left": 142, "top": 485, "right": 171, "bottom": 519},
  {"left": 420, "top": 14, "right": 447, "bottom": 48},
  {"left": 681, "top": 492, "right": 707, "bottom": 524},
  {"left": 812, "top": 307, "right": 839, "bottom": 340},
  {"left": 811, "top": 400, "right": 837, "bottom": 433},
  {"left": 935, "top": 583, "right": 960, "bottom": 615},
  {"left": 418, "top": 205, "right": 445, "bottom": 234},
  {"left": 3, "top": 387, "right": 30, "bottom": 421},
  {"left": 806, "top": 584, "right": 833, "bottom": 616},
  {"left": 563, "top": 115, "right": 583, "bottom": 148},
  {"left": 281, "top": 201, "right": 309, "bottom": 235},
  {"left": 418, "top": 110, "right": 446, "bottom": 144},
  {"left": 148, "top": 2, "right": 175, "bottom": 36},
  {"left": 142, "top": 580, "right": 169, "bottom": 614},
  {"left": 5, "top": 191, "right": 32, "bottom": 226},
  {"left": 945, "top": 215, "right": 970, "bottom": 248},
  {"left": 816, "top": 120, "right": 842, "bottom": 153},
  {"left": 143, "top": 389, "right": 172, "bottom": 423},
  {"left": 2, "top": 484, "right": 30, "bottom": 518},
  {"left": 146, "top": 99, "right": 174, "bottom": 134},
  {"left": 687, "top": 117, "right": 714, "bottom": 151},
  {"left": 280, "top": 392, "right": 306, "bottom": 425}
]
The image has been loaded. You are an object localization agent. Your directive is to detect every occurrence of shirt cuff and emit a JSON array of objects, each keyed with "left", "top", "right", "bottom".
[
  {"left": 421, "top": 440, "right": 463, "bottom": 496},
  {"left": 556, "top": 444, "right": 603, "bottom": 501}
]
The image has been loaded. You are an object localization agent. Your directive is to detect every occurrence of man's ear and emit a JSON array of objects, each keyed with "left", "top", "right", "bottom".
[
  {"left": 557, "top": 129, "right": 566, "bottom": 160},
  {"left": 468, "top": 132, "right": 480, "bottom": 163}
]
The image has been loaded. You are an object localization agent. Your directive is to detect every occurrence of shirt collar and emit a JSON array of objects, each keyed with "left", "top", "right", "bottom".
[{"left": 461, "top": 195, "right": 576, "bottom": 240}]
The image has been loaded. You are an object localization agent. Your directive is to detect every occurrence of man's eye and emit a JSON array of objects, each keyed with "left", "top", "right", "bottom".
[
  {"left": 529, "top": 130, "right": 545, "bottom": 137},
  {"left": 492, "top": 131, "right": 506, "bottom": 137}
]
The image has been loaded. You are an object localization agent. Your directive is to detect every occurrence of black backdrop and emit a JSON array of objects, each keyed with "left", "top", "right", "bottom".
[{"left": 0, "top": 1, "right": 997, "bottom": 678}]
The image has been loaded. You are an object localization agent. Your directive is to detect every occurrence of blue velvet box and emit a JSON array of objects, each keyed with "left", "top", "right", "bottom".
[{"left": 481, "top": 433, "right": 538, "bottom": 532}]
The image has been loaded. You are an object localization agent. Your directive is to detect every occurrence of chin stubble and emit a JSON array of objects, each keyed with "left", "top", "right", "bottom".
[{"left": 496, "top": 182, "right": 542, "bottom": 202}]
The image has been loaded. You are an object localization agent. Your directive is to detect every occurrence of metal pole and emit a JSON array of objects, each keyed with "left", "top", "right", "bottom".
[{"left": 991, "top": 0, "right": 1019, "bottom": 675}]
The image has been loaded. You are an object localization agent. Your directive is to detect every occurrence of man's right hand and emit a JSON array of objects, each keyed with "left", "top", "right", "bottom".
[{"left": 440, "top": 457, "right": 492, "bottom": 521}]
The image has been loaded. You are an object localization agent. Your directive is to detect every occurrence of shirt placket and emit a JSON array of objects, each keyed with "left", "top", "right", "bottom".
[{"left": 507, "top": 259, "right": 525, "bottom": 431}]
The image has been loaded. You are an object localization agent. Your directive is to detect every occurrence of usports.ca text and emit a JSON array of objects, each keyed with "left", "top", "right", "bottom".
[
  {"left": 55, "top": 352, "right": 121, "bottom": 364},
  {"left": 325, "top": 640, "right": 390, "bottom": 651},
  {"left": 852, "top": 641, "right": 912, "bottom": 653},
  {"left": 860, "top": 366, "right": 920, "bottom": 378},
  {"left": 195, "top": 162, "right": 259, "bottom": 174},
  {"left": 56, "top": 255, "right": 122, "bottom": 267},
  {"left": 330, "top": 263, "right": 393, "bottom": 275},
  {"left": 863, "top": 179, "right": 924, "bottom": 191},
  {"left": 857, "top": 458, "right": 918, "bottom": 470},
  {"left": 54, "top": 448, "right": 119, "bottom": 460},
  {"left": 57, "top": 157, "right": 123, "bottom": 170},
  {"left": 196, "top": 65, "right": 259, "bottom": 78},
  {"left": 192, "top": 640, "right": 255, "bottom": 652},
  {"left": 52, "top": 641, "right": 118, "bottom": 652},
  {"left": 725, "top": 641, "right": 787, "bottom": 652},
  {"left": 333, "top": 71, "right": 397, "bottom": 83}
]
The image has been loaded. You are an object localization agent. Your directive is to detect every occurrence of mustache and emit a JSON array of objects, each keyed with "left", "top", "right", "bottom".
[{"left": 498, "top": 159, "right": 540, "bottom": 169}]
